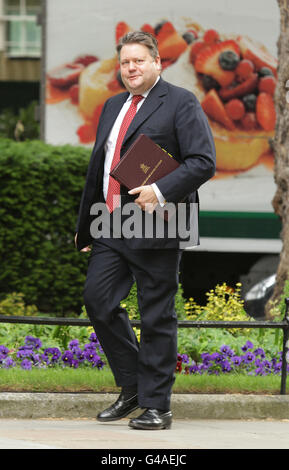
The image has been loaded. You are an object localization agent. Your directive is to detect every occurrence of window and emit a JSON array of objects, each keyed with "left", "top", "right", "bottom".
[{"left": 4, "top": 0, "right": 41, "bottom": 57}]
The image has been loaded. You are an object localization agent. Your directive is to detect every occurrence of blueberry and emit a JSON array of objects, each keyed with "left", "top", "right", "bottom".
[
  {"left": 202, "top": 74, "right": 220, "bottom": 91},
  {"left": 258, "top": 67, "right": 274, "bottom": 78},
  {"left": 182, "top": 32, "right": 196, "bottom": 44},
  {"left": 154, "top": 21, "right": 168, "bottom": 36},
  {"left": 219, "top": 51, "right": 240, "bottom": 70},
  {"left": 242, "top": 94, "right": 257, "bottom": 111}
]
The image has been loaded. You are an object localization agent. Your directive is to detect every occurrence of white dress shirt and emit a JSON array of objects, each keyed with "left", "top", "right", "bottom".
[{"left": 103, "top": 76, "right": 165, "bottom": 205}]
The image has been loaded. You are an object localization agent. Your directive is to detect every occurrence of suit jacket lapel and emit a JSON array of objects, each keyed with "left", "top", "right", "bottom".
[
  {"left": 96, "top": 91, "right": 129, "bottom": 150},
  {"left": 123, "top": 78, "right": 168, "bottom": 146}
]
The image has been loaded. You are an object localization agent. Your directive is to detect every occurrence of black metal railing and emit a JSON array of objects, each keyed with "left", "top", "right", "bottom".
[{"left": 1, "top": 298, "right": 289, "bottom": 394}]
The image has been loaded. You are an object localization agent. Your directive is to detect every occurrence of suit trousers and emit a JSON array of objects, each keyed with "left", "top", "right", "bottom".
[{"left": 83, "top": 237, "right": 182, "bottom": 410}]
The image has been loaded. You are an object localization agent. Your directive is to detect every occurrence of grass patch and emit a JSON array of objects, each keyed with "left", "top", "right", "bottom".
[
  {"left": 0, "top": 368, "right": 116, "bottom": 393},
  {"left": 0, "top": 368, "right": 286, "bottom": 394},
  {"left": 174, "top": 373, "right": 285, "bottom": 394}
]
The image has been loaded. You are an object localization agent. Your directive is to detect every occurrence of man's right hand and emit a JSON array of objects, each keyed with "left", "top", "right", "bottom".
[{"left": 74, "top": 233, "right": 91, "bottom": 252}]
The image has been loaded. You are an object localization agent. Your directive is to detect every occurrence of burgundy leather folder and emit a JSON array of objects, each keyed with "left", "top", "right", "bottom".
[{"left": 110, "top": 133, "right": 179, "bottom": 189}]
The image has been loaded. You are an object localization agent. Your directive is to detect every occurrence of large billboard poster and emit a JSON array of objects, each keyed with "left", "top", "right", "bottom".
[{"left": 43, "top": 0, "right": 279, "bottom": 219}]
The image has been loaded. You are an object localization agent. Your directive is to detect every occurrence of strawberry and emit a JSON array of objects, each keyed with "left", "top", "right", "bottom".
[
  {"left": 155, "top": 21, "right": 175, "bottom": 38},
  {"left": 237, "top": 36, "right": 277, "bottom": 75},
  {"left": 74, "top": 55, "right": 99, "bottom": 67},
  {"left": 115, "top": 21, "right": 131, "bottom": 43},
  {"left": 69, "top": 84, "right": 79, "bottom": 104},
  {"left": 161, "top": 59, "right": 176, "bottom": 70},
  {"left": 156, "top": 21, "right": 187, "bottom": 61},
  {"left": 141, "top": 23, "right": 156, "bottom": 36},
  {"left": 77, "top": 124, "right": 95, "bottom": 143},
  {"left": 195, "top": 40, "right": 240, "bottom": 87},
  {"left": 256, "top": 92, "right": 276, "bottom": 131},
  {"left": 201, "top": 89, "right": 235, "bottom": 130},
  {"left": 189, "top": 40, "right": 207, "bottom": 64},
  {"left": 92, "top": 104, "right": 104, "bottom": 131},
  {"left": 225, "top": 99, "right": 245, "bottom": 121},
  {"left": 203, "top": 29, "right": 220, "bottom": 45},
  {"left": 258, "top": 75, "right": 277, "bottom": 96},
  {"left": 219, "top": 73, "right": 258, "bottom": 101},
  {"left": 107, "top": 79, "right": 121, "bottom": 92}
]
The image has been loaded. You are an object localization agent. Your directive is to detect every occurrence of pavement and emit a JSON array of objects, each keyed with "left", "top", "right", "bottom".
[
  {"left": 1, "top": 417, "right": 289, "bottom": 450},
  {"left": 1, "top": 392, "right": 289, "bottom": 449}
]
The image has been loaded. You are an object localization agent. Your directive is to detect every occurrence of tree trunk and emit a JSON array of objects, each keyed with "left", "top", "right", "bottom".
[{"left": 265, "top": 0, "right": 289, "bottom": 317}]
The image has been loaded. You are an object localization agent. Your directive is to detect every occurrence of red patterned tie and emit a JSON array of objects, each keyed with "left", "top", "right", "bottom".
[{"left": 106, "top": 94, "right": 144, "bottom": 212}]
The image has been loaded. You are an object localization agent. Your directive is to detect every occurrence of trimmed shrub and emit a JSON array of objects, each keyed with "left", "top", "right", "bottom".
[{"left": 0, "top": 138, "right": 91, "bottom": 314}]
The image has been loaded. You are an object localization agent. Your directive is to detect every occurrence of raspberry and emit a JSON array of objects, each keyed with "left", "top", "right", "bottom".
[
  {"left": 241, "top": 112, "right": 258, "bottom": 130},
  {"left": 203, "top": 29, "right": 219, "bottom": 44},
  {"left": 225, "top": 99, "right": 245, "bottom": 120},
  {"left": 258, "top": 76, "right": 277, "bottom": 96},
  {"left": 236, "top": 59, "right": 254, "bottom": 81}
]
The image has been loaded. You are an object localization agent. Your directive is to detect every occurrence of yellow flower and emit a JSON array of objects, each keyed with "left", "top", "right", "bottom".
[
  {"left": 133, "top": 327, "right": 141, "bottom": 342},
  {"left": 87, "top": 326, "right": 94, "bottom": 336}
]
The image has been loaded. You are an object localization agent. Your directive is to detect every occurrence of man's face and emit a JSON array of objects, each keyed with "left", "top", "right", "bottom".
[{"left": 119, "top": 43, "right": 161, "bottom": 95}]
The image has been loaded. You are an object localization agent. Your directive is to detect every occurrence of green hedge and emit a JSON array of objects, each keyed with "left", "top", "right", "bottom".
[{"left": 0, "top": 138, "right": 91, "bottom": 315}]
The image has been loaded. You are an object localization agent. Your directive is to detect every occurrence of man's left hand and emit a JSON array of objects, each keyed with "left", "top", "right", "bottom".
[{"left": 128, "top": 185, "right": 158, "bottom": 213}]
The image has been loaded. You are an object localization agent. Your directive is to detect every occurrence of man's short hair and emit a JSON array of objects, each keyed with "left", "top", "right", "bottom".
[{"left": 116, "top": 31, "right": 159, "bottom": 60}]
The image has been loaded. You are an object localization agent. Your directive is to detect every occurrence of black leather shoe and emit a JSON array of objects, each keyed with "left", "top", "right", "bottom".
[
  {"left": 129, "top": 408, "right": 172, "bottom": 430},
  {"left": 97, "top": 393, "right": 139, "bottom": 422}
]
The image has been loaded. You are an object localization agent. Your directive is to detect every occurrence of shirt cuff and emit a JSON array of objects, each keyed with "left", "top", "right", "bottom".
[{"left": 151, "top": 183, "right": 166, "bottom": 207}]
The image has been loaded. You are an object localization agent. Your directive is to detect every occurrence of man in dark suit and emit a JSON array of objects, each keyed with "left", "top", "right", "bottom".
[{"left": 75, "top": 31, "right": 216, "bottom": 430}]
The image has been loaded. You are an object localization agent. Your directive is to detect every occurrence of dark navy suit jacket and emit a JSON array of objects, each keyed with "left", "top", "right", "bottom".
[{"left": 75, "top": 77, "right": 216, "bottom": 251}]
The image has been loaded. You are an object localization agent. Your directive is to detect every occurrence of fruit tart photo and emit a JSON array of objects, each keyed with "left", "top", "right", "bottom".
[{"left": 45, "top": 19, "right": 277, "bottom": 175}]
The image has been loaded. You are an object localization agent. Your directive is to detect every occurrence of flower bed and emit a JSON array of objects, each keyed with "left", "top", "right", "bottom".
[
  {"left": 0, "top": 333, "right": 105, "bottom": 371},
  {"left": 0, "top": 334, "right": 287, "bottom": 377},
  {"left": 177, "top": 340, "right": 287, "bottom": 376}
]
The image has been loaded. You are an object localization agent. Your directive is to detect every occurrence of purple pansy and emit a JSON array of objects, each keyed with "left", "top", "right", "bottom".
[
  {"left": 21, "top": 359, "right": 32, "bottom": 370},
  {"left": 25, "top": 336, "right": 42, "bottom": 350}
]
